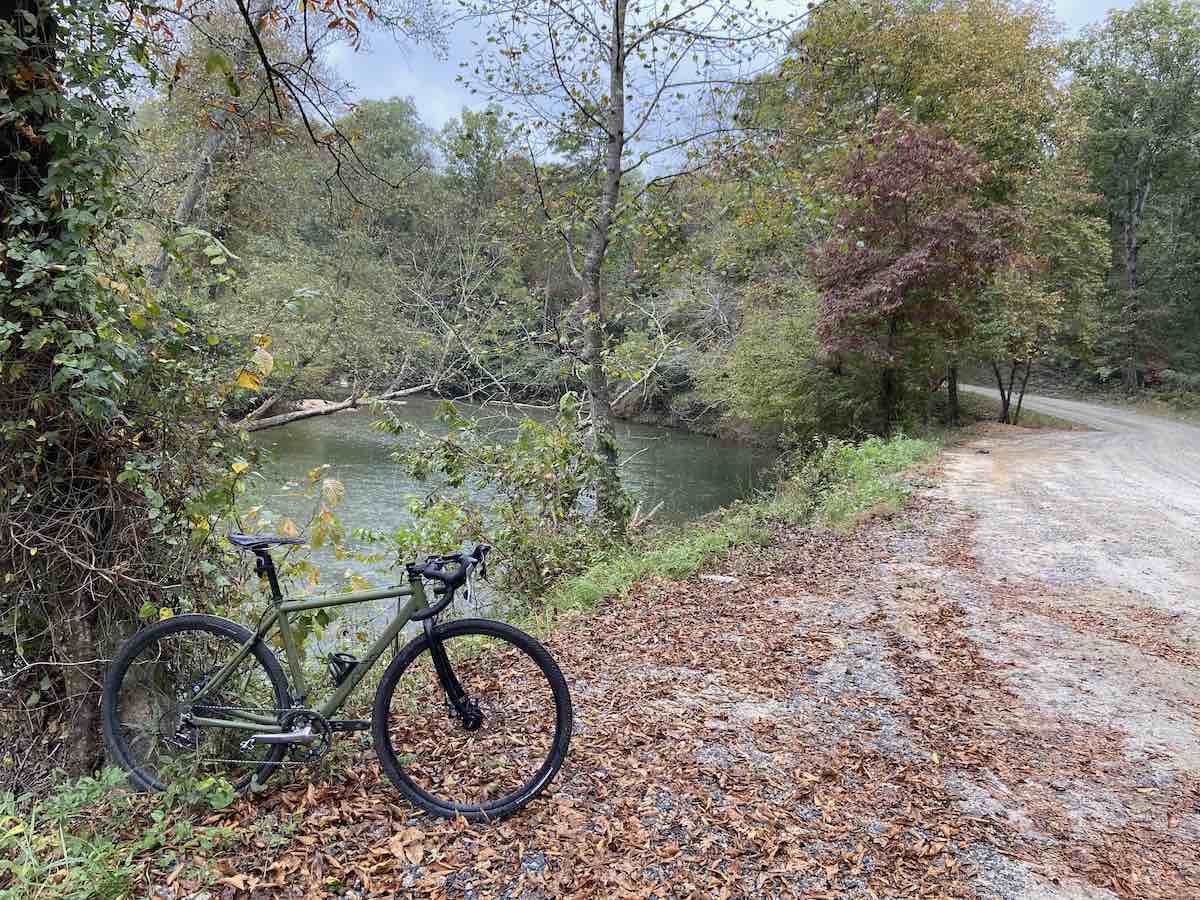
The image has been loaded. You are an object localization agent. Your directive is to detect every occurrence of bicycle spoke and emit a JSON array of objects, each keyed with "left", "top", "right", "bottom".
[{"left": 113, "top": 627, "right": 282, "bottom": 788}]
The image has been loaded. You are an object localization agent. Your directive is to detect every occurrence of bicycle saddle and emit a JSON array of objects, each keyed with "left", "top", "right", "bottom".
[{"left": 227, "top": 532, "right": 305, "bottom": 550}]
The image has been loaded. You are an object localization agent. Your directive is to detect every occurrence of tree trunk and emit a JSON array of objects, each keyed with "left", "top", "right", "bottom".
[
  {"left": 1012, "top": 359, "right": 1032, "bottom": 426},
  {"left": 879, "top": 316, "right": 900, "bottom": 427},
  {"left": 52, "top": 593, "right": 103, "bottom": 773},
  {"left": 1120, "top": 170, "right": 1152, "bottom": 389},
  {"left": 946, "top": 362, "right": 960, "bottom": 425},
  {"left": 880, "top": 366, "right": 898, "bottom": 427},
  {"left": 147, "top": 0, "right": 274, "bottom": 288},
  {"left": 991, "top": 360, "right": 1010, "bottom": 423},
  {"left": 147, "top": 127, "right": 229, "bottom": 287},
  {"left": 576, "top": 0, "right": 629, "bottom": 529}
]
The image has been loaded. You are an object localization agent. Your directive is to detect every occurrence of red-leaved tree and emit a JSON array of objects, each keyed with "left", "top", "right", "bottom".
[{"left": 811, "top": 109, "right": 1014, "bottom": 425}]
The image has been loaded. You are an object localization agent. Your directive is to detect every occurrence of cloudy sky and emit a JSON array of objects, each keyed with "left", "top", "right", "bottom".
[{"left": 330, "top": 0, "right": 1135, "bottom": 131}]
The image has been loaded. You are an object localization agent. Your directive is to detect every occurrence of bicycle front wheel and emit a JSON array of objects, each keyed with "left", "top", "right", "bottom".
[{"left": 372, "top": 618, "right": 572, "bottom": 821}]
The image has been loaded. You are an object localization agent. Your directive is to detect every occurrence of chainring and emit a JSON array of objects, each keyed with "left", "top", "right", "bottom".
[{"left": 283, "top": 710, "right": 332, "bottom": 762}]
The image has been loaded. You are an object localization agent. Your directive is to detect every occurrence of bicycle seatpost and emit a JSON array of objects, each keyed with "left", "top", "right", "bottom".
[{"left": 254, "top": 550, "right": 284, "bottom": 603}]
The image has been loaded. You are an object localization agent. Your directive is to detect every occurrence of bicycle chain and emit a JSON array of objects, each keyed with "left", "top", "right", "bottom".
[
  {"left": 182, "top": 704, "right": 295, "bottom": 715},
  {"left": 179, "top": 705, "right": 365, "bottom": 768}
]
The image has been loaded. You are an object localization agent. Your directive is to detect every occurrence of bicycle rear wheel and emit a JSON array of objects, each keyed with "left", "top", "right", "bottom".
[
  {"left": 103, "top": 614, "right": 290, "bottom": 792},
  {"left": 371, "top": 618, "right": 572, "bottom": 821}
]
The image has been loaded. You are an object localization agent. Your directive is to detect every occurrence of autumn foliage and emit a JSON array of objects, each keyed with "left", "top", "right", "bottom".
[{"left": 811, "top": 110, "right": 1014, "bottom": 421}]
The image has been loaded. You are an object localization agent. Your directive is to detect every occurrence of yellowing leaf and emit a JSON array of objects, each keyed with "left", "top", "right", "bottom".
[
  {"left": 251, "top": 346, "right": 274, "bottom": 377},
  {"left": 231, "top": 460, "right": 250, "bottom": 474},
  {"left": 236, "top": 369, "right": 263, "bottom": 391},
  {"left": 158, "top": 607, "right": 173, "bottom": 621},
  {"left": 349, "top": 574, "right": 371, "bottom": 591},
  {"left": 279, "top": 518, "right": 300, "bottom": 538},
  {"left": 254, "top": 334, "right": 272, "bottom": 349}
]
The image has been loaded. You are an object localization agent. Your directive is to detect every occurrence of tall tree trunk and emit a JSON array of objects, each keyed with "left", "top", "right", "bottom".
[
  {"left": 880, "top": 315, "right": 900, "bottom": 427},
  {"left": 1120, "top": 170, "right": 1152, "bottom": 389},
  {"left": 147, "top": 126, "right": 229, "bottom": 287},
  {"left": 147, "top": 0, "right": 274, "bottom": 288},
  {"left": 880, "top": 366, "right": 898, "bottom": 427},
  {"left": 576, "top": 0, "right": 629, "bottom": 529},
  {"left": 946, "top": 362, "right": 960, "bottom": 425}
]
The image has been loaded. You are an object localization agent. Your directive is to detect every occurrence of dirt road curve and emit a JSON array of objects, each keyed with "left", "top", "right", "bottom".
[
  {"left": 958, "top": 385, "right": 1200, "bottom": 610},
  {"left": 938, "top": 386, "right": 1200, "bottom": 895}
]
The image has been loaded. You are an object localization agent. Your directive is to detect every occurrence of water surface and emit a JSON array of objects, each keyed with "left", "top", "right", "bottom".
[{"left": 246, "top": 398, "right": 773, "bottom": 630}]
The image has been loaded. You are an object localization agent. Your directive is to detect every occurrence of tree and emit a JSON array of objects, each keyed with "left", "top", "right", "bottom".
[
  {"left": 465, "top": 0, "right": 802, "bottom": 527},
  {"left": 438, "top": 106, "right": 518, "bottom": 213},
  {"left": 1, "top": 0, "right": 245, "bottom": 773},
  {"left": 970, "top": 142, "right": 1110, "bottom": 423},
  {"left": 144, "top": 0, "right": 443, "bottom": 289},
  {"left": 736, "top": 0, "right": 1068, "bottom": 419},
  {"left": 811, "top": 110, "right": 1012, "bottom": 425},
  {"left": 767, "top": 0, "right": 1062, "bottom": 191},
  {"left": 1069, "top": 0, "right": 1200, "bottom": 384},
  {"left": 0, "top": 0, "right": 443, "bottom": 775}
]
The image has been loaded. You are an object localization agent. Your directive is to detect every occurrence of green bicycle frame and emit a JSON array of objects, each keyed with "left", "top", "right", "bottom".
[{"left": 186, "top": 576, "right": 431, "bottom": 732}]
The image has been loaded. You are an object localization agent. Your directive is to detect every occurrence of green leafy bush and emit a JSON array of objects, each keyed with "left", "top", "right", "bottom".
[
  {"left": 377, "top": 395, "right": 619, "bottom": 598},
  {"left": 697, "top": 296, "right": 882, "bottom": 444}
]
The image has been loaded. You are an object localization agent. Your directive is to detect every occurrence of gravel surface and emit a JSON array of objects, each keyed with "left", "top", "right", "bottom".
[{"left": 935, "top": 387, "right": 1200, "bottom": 894}]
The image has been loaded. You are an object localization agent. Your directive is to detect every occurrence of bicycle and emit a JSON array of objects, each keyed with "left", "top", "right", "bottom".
[{"left": 102, "top": 535, "right": 572, "bottom": 822}]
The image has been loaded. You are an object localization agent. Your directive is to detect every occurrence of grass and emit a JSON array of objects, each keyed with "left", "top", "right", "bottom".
[
  {"left": 0, "top": 769, "right": 240, "bottom": 900},
  {"left": 956, "top": 391, "right": 1084, "bottom": 430},
  {"left": 533, "top": 432, "right": 942, "bottom": 622},
  {"left": 810, "top": 434, "right": 942, "bottom": 527}
]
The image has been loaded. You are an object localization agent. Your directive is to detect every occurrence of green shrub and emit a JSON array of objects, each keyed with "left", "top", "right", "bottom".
[
  {"left": 0, "top": 769, "right": 236, "bottom": 900},
  {"left": 696, "top": 295, "right": 882, "bottom": 444}
]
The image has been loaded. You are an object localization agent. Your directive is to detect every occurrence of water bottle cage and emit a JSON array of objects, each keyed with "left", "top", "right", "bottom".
[{"left": 327, "top": 652, "right": 358, "bottom": 687}]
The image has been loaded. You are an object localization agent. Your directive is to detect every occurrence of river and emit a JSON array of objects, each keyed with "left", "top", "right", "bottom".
[{"left": 247, "top": 398, "right": 774, "bottom": 630}]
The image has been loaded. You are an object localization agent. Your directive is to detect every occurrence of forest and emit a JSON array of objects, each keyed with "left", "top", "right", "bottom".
[{"left": 3, "top": 0, "right": 1200, "bottom": 874}]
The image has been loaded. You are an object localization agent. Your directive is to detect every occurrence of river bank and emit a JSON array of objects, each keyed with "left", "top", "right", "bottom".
[
  {"left": 15, "top": 411, "right": 1195, "bottom": 898},
  {"left": 0, "top": 431, "right": 941, "bottom": 897}
]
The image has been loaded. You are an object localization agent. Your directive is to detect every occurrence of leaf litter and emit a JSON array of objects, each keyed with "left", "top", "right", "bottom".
[{"left": 131, "top": 440, "right": 1198, "bottom": 899}]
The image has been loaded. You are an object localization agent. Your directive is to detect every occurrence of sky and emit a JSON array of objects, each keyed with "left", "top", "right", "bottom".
[{"left": 329, "top": 0, "right": 1136, "bottom": 132}]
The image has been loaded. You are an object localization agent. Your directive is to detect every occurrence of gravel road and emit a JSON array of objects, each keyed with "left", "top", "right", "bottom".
[
  {"left": 957, "top": 384, "right": 1200, "bottom": 635},
  {"left": 932, "top": 386, "right": 1200, "bottom": 895}
]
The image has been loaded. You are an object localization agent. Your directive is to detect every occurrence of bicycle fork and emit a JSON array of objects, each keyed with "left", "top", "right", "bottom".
[{"left": 424, "top": 618, "right": 483, "bottom": 731}]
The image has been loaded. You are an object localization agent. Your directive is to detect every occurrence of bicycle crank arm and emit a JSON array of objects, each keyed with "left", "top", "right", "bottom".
[{"left": 252, "top": 726, "right": 315, "bottom": 745}]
